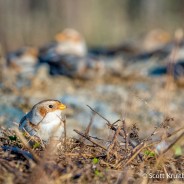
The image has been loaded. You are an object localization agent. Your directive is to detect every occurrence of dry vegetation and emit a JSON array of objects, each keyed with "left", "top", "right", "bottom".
[{"left": 0, "top": 105, "right": 184, "bottom": 184}]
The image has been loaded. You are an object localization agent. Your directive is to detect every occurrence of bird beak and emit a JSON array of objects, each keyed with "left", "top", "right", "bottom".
[{"left": 58, "top": 103, "right": 67, "bottom": 110}]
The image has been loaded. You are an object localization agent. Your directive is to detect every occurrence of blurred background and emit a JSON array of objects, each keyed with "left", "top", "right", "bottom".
[
  {"left": 0, "top": 0, "right": 184, "bottom": 52},
  {"left": 0, "top": 0, "right": 184, "bottom": 138}
]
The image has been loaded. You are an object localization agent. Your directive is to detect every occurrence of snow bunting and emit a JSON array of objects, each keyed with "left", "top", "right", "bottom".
[{"left": 19, "top": 99, "right": 67, "bottom": 142}]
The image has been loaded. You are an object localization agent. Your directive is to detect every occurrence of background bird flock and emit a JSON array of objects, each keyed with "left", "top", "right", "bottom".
[{"left": 0, "top": 1, "right": 184, "bottom": 184}]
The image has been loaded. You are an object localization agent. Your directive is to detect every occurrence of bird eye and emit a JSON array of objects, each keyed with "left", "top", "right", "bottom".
[{"left": 49, "top": 105, "right": 53, "bottom": 108}]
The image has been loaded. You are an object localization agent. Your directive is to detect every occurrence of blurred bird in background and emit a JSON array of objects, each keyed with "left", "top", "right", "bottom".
[
  {"left": 39, "top": 28, "right": 103, "bottom": 79},
  {"left": 54, "top": 28, "right": 87, "bottom": 57},
  {"left": 4, "top": 28, "right": 184, "bottom": 82},
  {"left": 7, "top": 47, "right": 39, "bottom": 78}
]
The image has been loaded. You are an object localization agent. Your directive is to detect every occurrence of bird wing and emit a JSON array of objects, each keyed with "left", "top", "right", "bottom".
[
  {"left": 19, "top": 115, "right": 27, "bottom": 130},
  {"left": 26, "top": 110, "right": 44, "bottom": 126}
]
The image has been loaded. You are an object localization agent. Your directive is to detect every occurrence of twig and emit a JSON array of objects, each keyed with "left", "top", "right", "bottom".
[
  {"left": 87, "top": 105, "right": 137, "bottom": 150},
  {"left": 141, "top": 126, "right": 184, "bottom": 153},
  {"left": 64, "top": 152, "right": 106, "bottom": 159},
  {"left": 78, "top": 113, "right": 96, "bottom": 158},
  {"left": 80, "top": 113, "right": 95, "bottom": 144},
  {"left": 85, "top": 113, "right": 95, "bottom": 136},
  {"left": 107, "top": 123, "right": 122, "bottom": 157},
  {"left": 167, "top": 126, "right": 184, "bottom": 138},
  {"left": 162, "top": 131, "right": 184, "bottom": 154},
  {"left": 87, "top": 105, "right": 125, "bottom": 138},
  {"left": 74, "top": 129, "right": 107, "bottom": 151},
  {"left": 89, "top": 135, "right": 104, "bottom": 141},
  {"left": 14, "top": 128, "right": 40, "bottom": 163},
  {"left": 63, "top": 117, "right": 67, "bottom": 152},
  {"left": 129, "top": 142, "right": 145, "bottom": 157},
  {"left": 122, "top": 119, "right": 129, "bottom": 150},
  {"left": 112, "top": 119, "right": 121, "bottom": 126},
  {"left": 143, "top": 123, "right": 163, "bottom": 142},
  {"left": 116, "top": 142, "right": 146, "bottom": 169},
  {"left": 121, "top": 129, "right": 184, "bottom": 167},
  {"left": 87, "top": 105, "right": 111, "bottom": 125}
]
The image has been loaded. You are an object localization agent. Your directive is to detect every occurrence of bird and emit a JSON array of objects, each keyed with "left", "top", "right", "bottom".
[
  {"left": 19, "top": 99, "right": 67, "bottom": 142},
  {"left": 39, "top": 28, "right": 87, "bottom": 64},
  {"left": 7, "top": 47, "right": 39, "bottom": 78},
  {"left": 38, "top": 28, "right": 104, "bottom": 78},
  {"left": 54, "top": 28, "right": 87, "bottom": 57}
]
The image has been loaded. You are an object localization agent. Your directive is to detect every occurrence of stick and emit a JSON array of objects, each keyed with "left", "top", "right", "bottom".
[
  {"left": 87, "top": 105, "right": 138, "bottom": 150},
  {"left": 162, "top": 131, "right": 184, "bottom": 154},
  {"left": 116, "top": 142, "right": 146, "bottom": 169},
  {"left": 122, "top": 119, "right": 129, "bottom": 150},
  {"left": 74, "top": 129, "right": 107, "bottom": 151},
  {"left": 87, "top": 105, "right": 124, "bottom": 138},
  {"left": 107, "top": 124, "right": 122, "bottom": 158},
  {"left": 63, "top": 117, "right": 67, "bottom": 152},
  {"left": 87, "top": 105, "right": 111, "bottom": 125},
  {"left": 14, "top": 128, "right": 40, "bottom": 163},
  {"left": 85, "top": 113, "right": 95, "bottom": 136},
  {"left": 78, "top": 114, "right": 95, "bottom": 157}
]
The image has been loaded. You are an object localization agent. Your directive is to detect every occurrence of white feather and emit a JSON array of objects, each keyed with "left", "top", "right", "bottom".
[{"left": 37, "top": 110, "right": 64, "bottom": 141}]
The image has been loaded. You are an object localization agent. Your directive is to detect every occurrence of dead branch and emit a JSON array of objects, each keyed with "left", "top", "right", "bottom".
[
  {"left": 121, "top": 119, "right": 129, "bottom": 151},
  {"left": 80, "top": 113, "right": 95, "bottom": 144},
  {"left": 116, "top": 142, "right": 146, "bottom": 169},
  {"left": 107, "top": 123, "right": 122, "bottom": 158},
  {"left": 87, "top": 105, "right": 112, "bottom": 125},
  {"left": 63, "top": 117, "right": 67, "bottom": 152},
  {"left": 73, "top": 129, "right": 107, "bottom": 151},
  {"left": 86, "top": 105, "right": 137, "bottom": 148},
  {"left": 162, "top": 131, "right": 184, "bottom": 154}
]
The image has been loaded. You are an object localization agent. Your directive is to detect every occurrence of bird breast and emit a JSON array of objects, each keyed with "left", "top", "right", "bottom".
[
  {"left": 40, "top": 110, "right": 63, "bottom": 124},
  {"left": 37, "top": 110, "right": 64, "bottom": 141}
]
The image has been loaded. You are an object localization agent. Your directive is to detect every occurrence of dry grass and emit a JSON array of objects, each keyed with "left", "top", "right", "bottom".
[{"left": 0, "top": 106, "right": 184, "bottom": 184}]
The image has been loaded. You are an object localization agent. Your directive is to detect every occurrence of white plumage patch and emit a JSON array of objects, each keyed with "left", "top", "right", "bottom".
[{"left": 37, "top": 110, "right": 64, "bottom": 141}]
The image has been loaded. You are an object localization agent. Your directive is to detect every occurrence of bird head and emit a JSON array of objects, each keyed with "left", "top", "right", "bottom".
[{"left": 33, "top": 100, "right": 67, "bottom": 118}]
